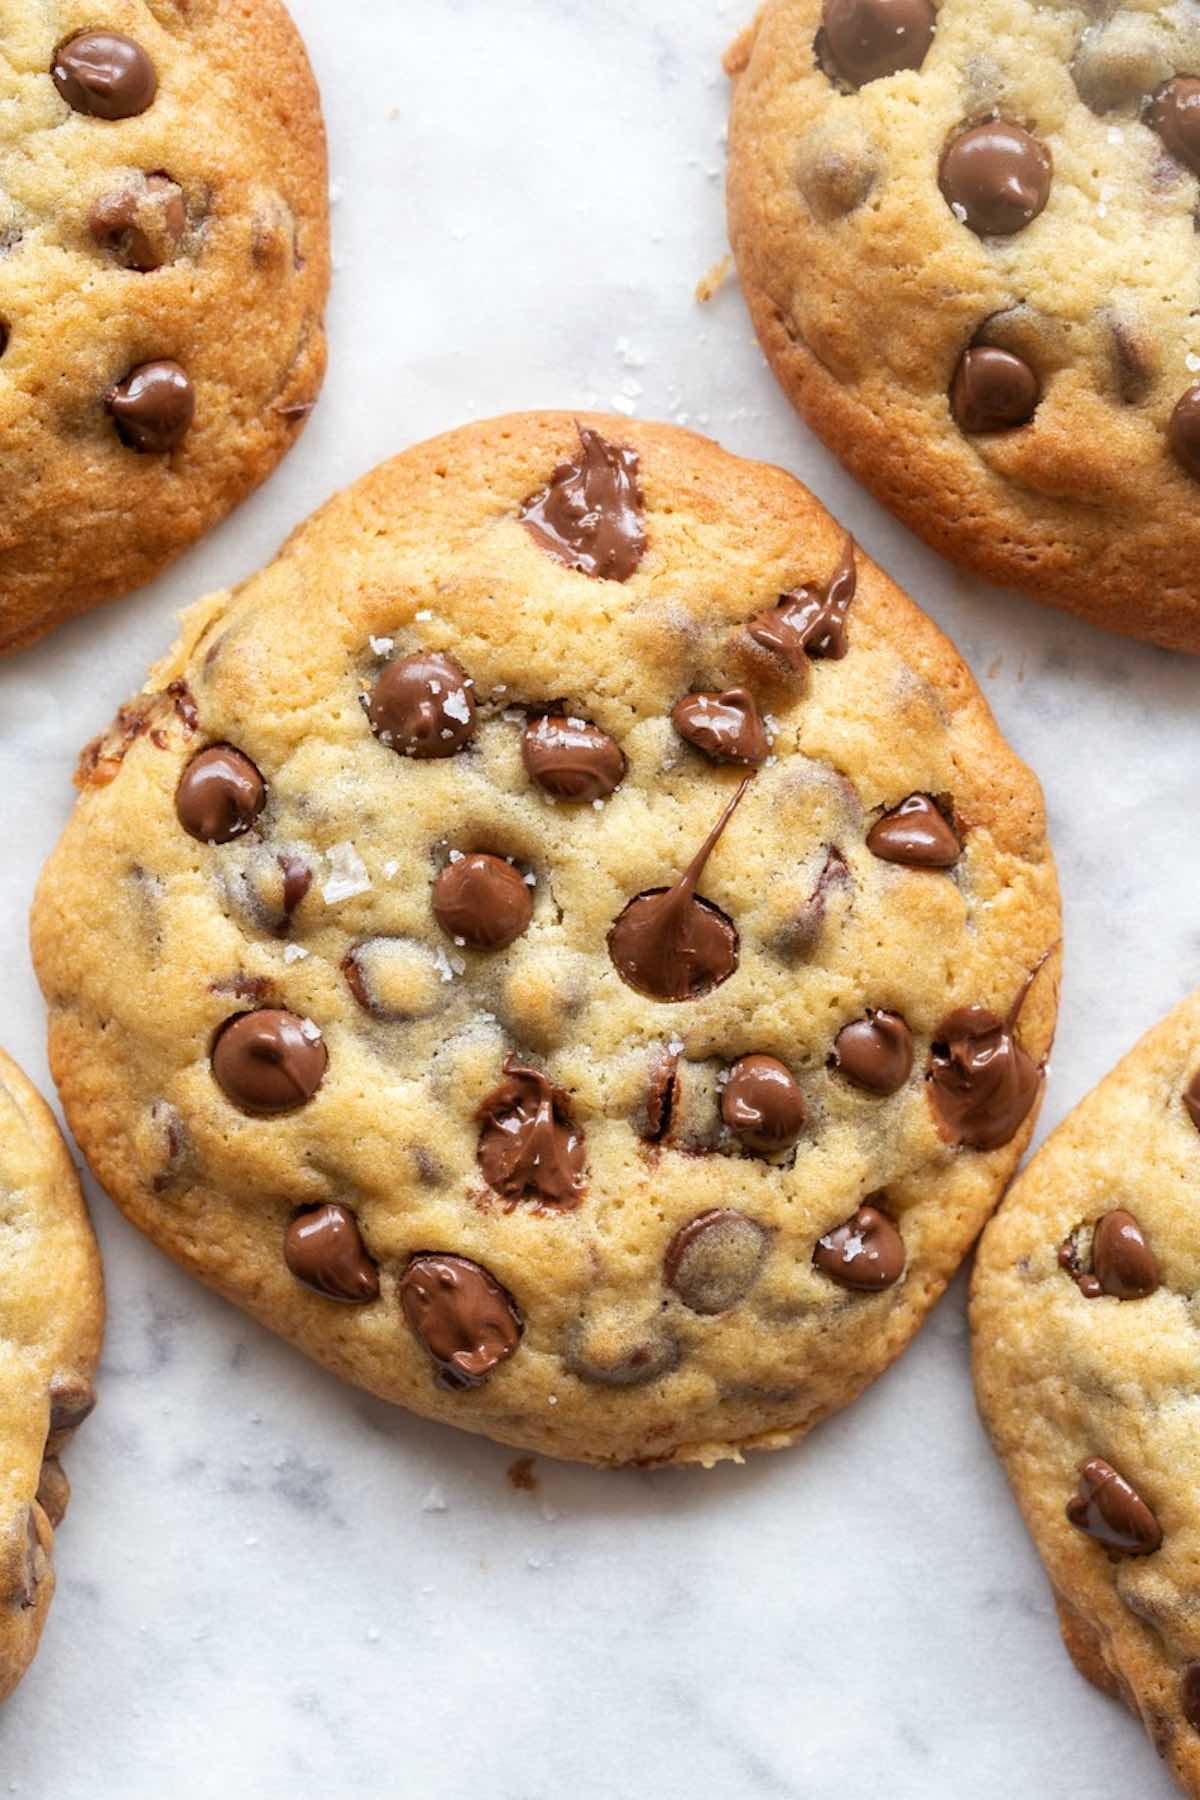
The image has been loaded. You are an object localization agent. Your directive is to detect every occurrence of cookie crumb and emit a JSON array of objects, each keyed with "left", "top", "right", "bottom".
[{"left": 695, "top": 253, "right": 733, "bottom": 304}]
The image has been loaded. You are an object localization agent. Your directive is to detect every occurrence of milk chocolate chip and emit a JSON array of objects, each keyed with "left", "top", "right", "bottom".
[
  {"left": 672, "top": 689, "right": 769, "bottom": 766},
  {"left": 108, "top": 360, "right": 194, "bottom": 452},
  {"left": 867, "top": 794, "right": 960, "bottom": 868},
  {"left": 90, "top": 173, "right": 186, "bottom": 270},
  {"left": 665, "top": 1210, "right": 768, "bottom": 1314},
  {"left": 522, "top": 715, "right": 626, "bottom": 800},
  {"left": 212, "top": 1009, "right": 327, "bottom": 1115},
  {"left": 1067, "top": 1458, "right": 1162, "bottom": 1555},
  {"left": 1149, "top": 78, "right": 1200, "bottom": 175},
  {"left": 399, "top": 1253, "right": 522, "bottom": 1389},
  {"left": 521, "top": 426, "right": 646, "bottom": 581},
  {"left": 749, "top": 536, "right": 856, "bottom": 666},
  {"left": 1185, "top": 1068, "right": 1200, "bottom": 1131},
  {"left": 176, "top": 746, "right": 266, "bottom": 844},
  {"left": 1092, "top": 1210, "right": 1160, "bottom": 1300},
  {"left": 820, "top": 0, "right": 935, "bottom": 88},
  {"left": 940, "top": 120, "right": 1052, "bottom": 237},
  {"left": 563, "top": 1316, "right": 679, "bottom": 1388},
  {"left": 477, "top": 1059, "right": 586, "bottom": 1205},
  {"left": 284, "top": 1204, "right": 379, "bottom": 1303},
  {"left": 367, "top": 651, "right": 476, "bottom": 757},
  {"left": 432, "top": 853, "right": 533, "bottom": 950},
  {"left": 928, "top": 1001, "right": 1040, "bottom": 1151},
  {"left": 53, "top": 31, "right": 157, "bottom": 119},
  {"left": 833, "top": 1010, "right": 914, "bottom": 1095},
  {"left": 1169, "top": 387, "right": 1200, "bottom": 482},
  {"left": 951, "top": 346, "right": 1040, "bottom": 434},
  {"left": 721, "top": 1055, "right": 807, "bottom": 1152},
  {"left": 814, "top": 1203, "right": 905, "bottom": 1291}
]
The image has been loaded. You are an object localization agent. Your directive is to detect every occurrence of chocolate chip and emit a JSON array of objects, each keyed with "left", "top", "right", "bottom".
[
  {"left": 477, "top": 1059, "right": 586, "bottom": 1205},
  {"left": 176, "top": 746, "right": 266, "bottom": 844},
  {"left": 521, "top": 425, "right": 646, "bottom": 581},
  {"left": 278, "top": 854, "right": 311, "bottom": 926},
  {"left": 522, "top": 715, "right": 626, "bottom": 800},
  {"left": 1148, "top": 77, "right": 1200, "bottom": 173},
  {"left": 14, "top": 1511, "right": 43, "bottom": 1611},
  {"left": 563, "top": 1316, "right": 679, "bottom": 1388},
  {"left": 772, "top": 844, "right": 850, "bottom": 960},
  {"left": 814, "top": 1203, "right": 905, "bottom": 1291},
  {"left": 928, "top": 1004, "right": 1040, "bottom": 1151},
  {"left": 35, "top": 1458, "right": 70, "bottom": 1531},
  {"left": 833, "top": 1010, "right": 914, "bottom": 1095},
  {"left": 749, "top": 536, "right": 856, "bottom": 666},
  {"left": 1091, "top": 1210, "right": 1160, "bottom": 1300},
  {"left": 1185, "top": 1068, "right": 1200, "bottom": 1131},
  {"left": 107, "top": 360, "right": 195, "bottom": 452},
  {"left": 344, "top": 937, "right": 442, "bottom": 1021},
  {"left": 48, "top": 1376, "right": 96, "bottom": 1436},
  {"left": 951, "top": 346, "right": 1040, "bottom": 433},
  {"left": 1169, "top": 386, "right": 1200, "bottom": 481},
  {"left": 1058, "top": 1233, "right": 1103, "bottom": 1299},
  {"left": 211, "top": 1009, "right": 327, "bottom": 1116},
  {"left": 867, "top": 794, "right": 960, "bottom": 868},
  {"left": 1067, "top": 1458, "right": 1162, "bottom": 1555},
  {"left": 672, "top": 689, "right": 769, "bottom": 766},
  {"left": 284, "top": 1204, "right": 379, "bottom": 1303},
  {"left": 399, "top": 1253, "right": 522, "bottom": 1389},
  {"left": 1072, "top": 20, "right": 1173, "bottom": 116},
  {"left": 819, "top": 0, "right": 935, "bottom": 88},
  {"left": 721, "top": 1055, "right": 807, "bottom": 1152},
  {"left": 432, "top": 853, "right": 533, "bottom": 950},
  {"left": 53, "top": 31, "right": 157, "bottom": 119},
  {"left": 366, "top": 651, "right": 476, "bottom": 758},
  {"left": 665, "top": 1209, "right": 768, "bottom": 1313},
  {"left": 940, "top": 119, "right": 1052, "bottom": 237},
  {"left": 89, "top": 172, "right": 186, "bottom": 270},
  {"left": 1183, "top": 1665, "right": 1200, "bottom": 1734},
  {"left": 797, "top": 127, "right": 879, "bottom": 219},
  {"left": 640, "top": 1046, "right": 681, "bottom": 1142},
  {"left": 608, "top": 782, "right": 748, "bottom": 1001}
]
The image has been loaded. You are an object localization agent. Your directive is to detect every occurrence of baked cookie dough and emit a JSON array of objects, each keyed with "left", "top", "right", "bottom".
[
  {"left": 726, "top": 0, "right": 1200, "bottom": 652},
  {"left": 33, "top": 411, "right": 1060, "bottom": 1468},
  {"left": 0, "top": 0, "right": 329, "bottom": 653},
  {"left": 0, "top": 1050, "right": 103, "bottom": 1704},
  {"left": 973, "top": 991, "right": 1200, "bottom": 1797}
]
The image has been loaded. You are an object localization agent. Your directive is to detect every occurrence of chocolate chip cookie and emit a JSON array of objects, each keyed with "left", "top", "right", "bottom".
[
  {"left": 0, "top": 1050, "right": 102, "bottom": 1703},
  {"left": 973, "top": 991, "right": 1200, "bottom": 1795},
  {"left": 32, "top": 411, "right": 1060, "bottom": 1468},
  {"left": 726, "top": 0, "right": 1200, "bottom": 652},
  {"left": 0, "top": 1, "right": 329, "bottom": 653}
]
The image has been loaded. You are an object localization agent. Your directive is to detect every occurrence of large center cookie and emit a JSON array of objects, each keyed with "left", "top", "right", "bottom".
[
  {"left": 726, "top": 0, "right": 1200, "bottom": 652},
  {"left": 0, "top": 1050, "right": 102, "bottom": 1703},
  {"left": 33, "top": 412, "right": 1060, "bottom": 1468},
  {"left": 0, "top": 0, "right": 328, "bottom": 653}
]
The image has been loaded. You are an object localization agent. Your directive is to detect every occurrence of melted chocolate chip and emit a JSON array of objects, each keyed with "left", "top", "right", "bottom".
[
  {"left": 284, "top": 1204, "right": 379, "bottom": 1303},
  {"left": 928, "top": 981, "right": 1042, "bottom": 1152},
  {"left": 366, "top": 652, "right": 476, "bottom": 758},
  {"left": 53, "top": 31, "right": 157, "bottom": 119},
  {"left": 867, "top": 794, "right": 961, "bottom": 868},
  {"left": 749, "top": 536, "right": 856, "bottom": 666},
  {"left": 814, "top": 1203, "right": 905, "bottom": 1291},
  {"left": 1169, "top": 386, "right": 1200, "bottom": 481},
  {"left": 432, "top": 853, "right": 533, "bottom": 950},
  {"left": 639, "top": 1046, "right": 681, "bottom": 1142},
  {"left": 89, "top": 173, "right": 185, "bottom": 271},
  {"left": 1067, "top": 1458, "right": 1162, "bottom": 1555},
  {"left": 1149, "top": 78, "right": 1200, "bottom": 175},
  {"left": 665, "top": 1210, "right": 769, "bottom": 1314},
  {"left": 521, "top": 426, "right": 646, "bottom": 581},
  {"left": 773, "top": 845, "right": 850, "bottom": 960},
  {"left": 940, "top": 119, "right": 1052, "bottom": 237},
  {"left": 1091, "top": 1210, "right": 1160, "bottom": 1300},
  {"left": 399, "top": 1253, "right": 522, "bottom": 1389},
  {"left": 721, "top": 1055, "right": 807, "bottom": 1152},
  {"left": 951, "top": 346, "right": 1041, "bottom": 434},
  {"left": 175, "top": 746, "right": 266, "bottom": 844},
  {"left": 36, "top": 1457, "right": 70, "bottom": 1530},
  {"left": 477, "top": 1059, "right": 585, "bottom": 1205},
  {"left": 107, "top": 360, "right": 194, "bottom": 452},
  {"left": 1058, "top": 1234, "right": 1103, "bottom": 1299},
  {"left": 833, "top": 1010, "right": 914, "bottom": 1095},
  {"left": 212, "top": 1009, "right": 327, "bottom": 1116},
  {"left": 672, "top": 689, "right": 769, "bottom": 766},
  {"left": 820, "top": 0, "right": 935, "bottom": 87},
  {"left": 608, "top": 781, "right": 748, "bottom": 1001},
  {"left": 522, "top": 715, "right": 626, "bottom": 800}
]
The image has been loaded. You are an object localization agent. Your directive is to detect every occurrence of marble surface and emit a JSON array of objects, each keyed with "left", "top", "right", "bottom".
[{"left": 2, "top": 2, "right": 1197, "bottom": 1794}]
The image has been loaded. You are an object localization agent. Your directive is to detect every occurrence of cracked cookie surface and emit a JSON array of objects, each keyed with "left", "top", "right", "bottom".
[{"left": 33, "top": 411, "right": 1059, "bottom": 1468}]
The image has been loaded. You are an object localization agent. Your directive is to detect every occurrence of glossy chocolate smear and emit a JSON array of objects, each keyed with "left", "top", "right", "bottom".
[
  {"left": 108, "top": 360, "right": 194, "bottom": 452},
  {"left": 940, "top": 120, "right": 1052, "bottom": 237},
  {"left": 665, "top": 1209, "right": 768, "bottom": 1314},
  {"left": 608, "top": 781, "right": 748, "bottom": 1001},
  {"left": 1091, "top": 1209, "right": 1160, "bottom": 1300},
  {"left": 672, "top": 688, "right": 769, "bottom": 766},
  {"left": 176, "top": 746, "right": 266, "bottom": 844},
  {"left": 90, "top": 173, "right": 186, "bottom": 271},
  {"left": 814, "top": 1203, "right": 905, "bottom": 1291},
  {"left": 951, "top": 346, "right": 1040, "bottom": 434},
  {"left": 284, "top": 1204, "right": 379, "bottom": 1303},
  {"left": 521, "top": 425, "right": 646, "bottom": 581},
  {"left": 821, "top": 0, "right": 935, "bottom": 87},
  {"left": 834, "top": 1010, "right": 914, "bottom": 1095},
  {"left": 867, "top": 793, "right": 960, "bottom": 868},
  {"left": 432, "top": 853, "right": 532, "bottom": 950},
  {"left": 1150, "top": 78, "right": 1200, "bottom": 175},
  {"left": 1067, "top": 1458, "right": 1162, "bottom": 1555},
  {"left": 522, "top": 714, "right": 626, "bottom": 800},
  {"left": 477, "top": 1058, "right": 585, "bottom": 1205},
  {"left": 1170, "top": 387, "right": 1200, "bottom": 482},
  {"left": 749, "top": 535, "right": 856, "bottom": 666},
  {"left": 367, "top": 651, "right": 476, "bottom": 758},
  {"left": 928, "top": 992, "right": 1040, "bottom": 1152},
  {"left": 399, "top": 1253, "right": 522, "bottom": 1389},
  {"left": 53, "top": 31, "right": 157, "bottom": 119},
  {"left": 212, "top": 1009, "right": 327, "bottom": 1115},
  {"left": 721, "top": 1055, "right": 807, "bottom": 1152}
]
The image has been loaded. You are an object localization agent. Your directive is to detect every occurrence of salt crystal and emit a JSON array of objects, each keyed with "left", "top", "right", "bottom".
[
  {"left": 1188, "top": 353, "right": 1200, "bottom": 374},
  {"left": 950, "top": 201, "right": 968, "bottom": 224},
  {"left": 322, "top": 842, "right": 372, "bottom": 904},
  {"left": 443, "top": 689, "right": 471, "bottom": 724},
  {"left": 523, "top": 872, "right": 536, "bottom": 887},
  {"left": 611, "top": 394, "right": 637, "bottom": 416},
  {"left": 448, "top": 849, "right": 463, "bottom": 863},
  {"left": 369, "top": 634, "right": 393, "bottom": 655},
  {"left": 383, "top": 858, "right": 399, "bottom": 878},
  {"left": 422, "top": 1483, "right": 448, "bottom": 1513},
  {"left": 433, "top": 947, "right": 455, "bottom": 983},
  {"left": 299, "top": 1018, "right": 322, "bottom": 1043},
  {"left": 282, "top": 944, "right": 308, "bottom": 964}
]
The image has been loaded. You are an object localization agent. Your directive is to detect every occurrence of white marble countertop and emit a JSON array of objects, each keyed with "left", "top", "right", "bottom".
[{"left": 2, "top": 2, "right": 1197, "bottom": 1794}]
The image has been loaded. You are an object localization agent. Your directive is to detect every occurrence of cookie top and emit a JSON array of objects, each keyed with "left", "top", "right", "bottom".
[
  {"left": 33, "top": 411, "right": 1060, "bottom": 1468},
  {"left": 0, "top": 1049, "right": 103, "bottom": 1704},
  {"left": 973, "top": 991, "right": 1200, "bottom": 1795},
  {"left": 727, "top": 0, "right": 1200, "bottom": 652},
  {"left": 0, "top": 0, "right": 328, "bottom": 654}
]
